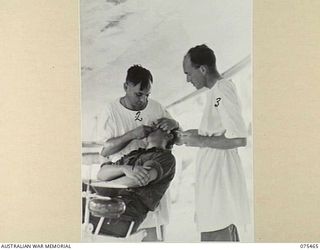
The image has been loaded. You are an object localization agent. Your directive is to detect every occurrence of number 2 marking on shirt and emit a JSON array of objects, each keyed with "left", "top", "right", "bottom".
[
  {"left": 214, "top": 97, "right": 221, "bottom": 107},
  {"left": 135, "top": 111, "right": 143, "bottom": 121}
]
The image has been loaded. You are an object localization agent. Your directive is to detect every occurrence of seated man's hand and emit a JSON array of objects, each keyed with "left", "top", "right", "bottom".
[
  {"left": 154, "top": 118, "right": 179, "bottom": 132},
  {"left": 121, "top": 165, "right": 151, "bottom": 186}
]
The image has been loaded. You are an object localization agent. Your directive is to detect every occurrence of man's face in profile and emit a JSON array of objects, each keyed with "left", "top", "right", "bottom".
[{"left": 183, "top": 55, "right": 206, "bottom": 89}]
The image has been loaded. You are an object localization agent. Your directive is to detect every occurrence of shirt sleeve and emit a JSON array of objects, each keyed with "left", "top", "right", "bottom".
[
  {"left": 216, "top": 81, "right": 248, "bottom": 138},
  {"left": 147, "top": 152, "right": 176, "bottom": 184},
  {"left": 163, "top": 108, "right": 173, "bottom": 119},
  {"left": 96, "top": 104, "right": 117, "bottom": 154},
  {"left": 159, "top": 103, "right": 182, "bottom": 130},
  {"left": 97, "top": 104, "right": 116, "bottom": 142},
  {"left": 151, "top": 100, "right": 170, "bottom": 119}
]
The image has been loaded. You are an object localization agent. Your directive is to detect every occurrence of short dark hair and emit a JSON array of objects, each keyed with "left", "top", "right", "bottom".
[
  {"left": 166, "top": 129, "right": 178, "bottom": 150},
  {"left": 126, "top": 65, "right": 153, "bottom": 90},
  {"left": 187, "top": 44, "right": 216, "bottom": 71}
]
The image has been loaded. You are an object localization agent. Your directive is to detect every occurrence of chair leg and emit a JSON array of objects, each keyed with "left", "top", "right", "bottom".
[
  {"left": 94, "top": 217, "right": 105, "bottom": 235},
  {"left": 125, "top": 221, "right": 135, "bottom": 238},
  {"left": 83, "top": 186, "right": 91, "bottom": 225},
  {"left": 156, "top": 225, "right": 162, "bottom": 241},
  {"left": 155, "top": 211, "right": 163, "bottom": 241}
]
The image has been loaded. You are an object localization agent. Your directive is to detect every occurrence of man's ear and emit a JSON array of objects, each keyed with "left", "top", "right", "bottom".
[
  {"left": 123, "top": 82, "right": 128, "bottom": 91},
  {"left": 167, "top": 133, "right": 174, "bottom": 140},
  {"left": 199, "top": 65, "right": 207, "bottom": 75}
]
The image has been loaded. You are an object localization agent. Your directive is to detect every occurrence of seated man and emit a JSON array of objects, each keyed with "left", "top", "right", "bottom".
[{"left": 85, "top": 128, "right": 176, "bottom": 238}]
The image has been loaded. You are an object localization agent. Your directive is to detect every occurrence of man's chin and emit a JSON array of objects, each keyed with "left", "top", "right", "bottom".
[
  {"left": 194, "top": 84, "right": 205, "bottom": 90},
  {"left": 194, "top": 85, "right": 201, "bottom": 90},
  {"left": 133, "top": 103, "right": 145, "bottom": 110},
  {"left": 192, "top": 83, "right": 200, "bottom": 89}
]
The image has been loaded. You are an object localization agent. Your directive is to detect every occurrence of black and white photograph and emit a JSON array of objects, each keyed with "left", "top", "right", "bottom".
[{"left": 81, "top": 0, "right": 253, "bottom": 242}]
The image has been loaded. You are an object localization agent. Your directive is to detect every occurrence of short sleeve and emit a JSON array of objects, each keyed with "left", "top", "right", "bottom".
[
  {"left": 162, "top": 107, "right": 173, "bottom": 119},
  {"left": 142, "top": 160, "right": 164, "bottom": 184},
  {"left": 96, "top": 104, "right": 116, "bottom": 143},
  {"left": 152, "top": 100, "right": 173, "bottom": 120},
  {"left": 158, "top": 103, "right": 182, "bottom": 130},
  {"left": 216, "top": 81, "right": 248, "bottom": 138},
  {"left": 148, "top": 152, "right": 176, "bottom": 184}
]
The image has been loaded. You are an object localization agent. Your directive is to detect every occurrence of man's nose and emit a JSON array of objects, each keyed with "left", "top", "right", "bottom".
[{"left": 187, "top": 75, "right": 191, "bottom": 82}]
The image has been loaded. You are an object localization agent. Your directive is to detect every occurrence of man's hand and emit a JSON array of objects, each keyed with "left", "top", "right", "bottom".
[
  {"left": 130, "top": 125, "right": 154, "bottom": 139},
  {"left": 154, "top": 118, "right": 179, "bottom": 132},
  {"left": 120, "top": 165, "right": 151, "bottom": 186},
  {"left": 175, "top": 129, "right": 201, "bottom": 147},
  {"left": 142, "top": 160, "right": 156, "bottom": 172}
]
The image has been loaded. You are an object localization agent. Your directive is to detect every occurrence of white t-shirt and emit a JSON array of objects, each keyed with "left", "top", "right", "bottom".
[
  {"left": 195, "top": 78, "right": 251, "bottom": 232},
  {"left": 98, "top": 98, "right": 171, "bottom": 162},
  {"left": 97, "top": 97, "right": 172, "bottom": 228}
]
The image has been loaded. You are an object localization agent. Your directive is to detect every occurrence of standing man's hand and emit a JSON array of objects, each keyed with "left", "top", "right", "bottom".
[
  {"left": 154, "top": 118, "right": 179, "bottom": 132},
  {"left": 175, "top": 129, "right": 201, "bottom": 147},
  {"left": 130, "top": 125, "right": 154, "bottom": 139}
]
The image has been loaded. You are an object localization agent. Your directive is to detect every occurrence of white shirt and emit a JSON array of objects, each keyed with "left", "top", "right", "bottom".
[
  {"left": 98, "top": 97, "right": 171, "bottom": 162},
  {"left": 195, "top": 78, "right": 250, "bottom": 232}
]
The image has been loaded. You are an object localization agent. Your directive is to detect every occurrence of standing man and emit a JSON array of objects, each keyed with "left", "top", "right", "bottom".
[
  {"left": 177, "top": 44, "right": 250, "bottom": 241},
  {"left": 98, "top": 65, "right": 179, "bottom": 241}
]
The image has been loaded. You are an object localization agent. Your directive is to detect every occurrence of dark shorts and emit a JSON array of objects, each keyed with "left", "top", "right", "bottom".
[{"left": 201, "top": 224, "right": 240, "bottom": 242}]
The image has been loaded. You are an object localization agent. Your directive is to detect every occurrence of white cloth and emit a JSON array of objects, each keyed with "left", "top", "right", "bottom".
[
  {"left": 195, "top": 78, "right": 250, "bottom": 232},
  {"left": 98, "top": 97, "right": 172, "bottom": 227}
]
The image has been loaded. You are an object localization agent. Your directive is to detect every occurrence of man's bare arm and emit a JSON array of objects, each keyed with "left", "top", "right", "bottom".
[
  {"left": 177, "top": 129, "right": 246, "bottom": 149},
  {"left": 200, "top": 136, "right": 246, "bottom": 149},
  {"left": 105, "top": 169, "right": 158, "bottom": 188},
  {"left": 97, "top": 164, "right": 127, "bottom": 181},
  {"left": 97, "top": 163, "right": 152, "bottom": 186},
  {"left": 101, "top": 132, "right": 135, "bottom": 157},
  {"left": 101, "top": 125, "right": 153, "bottom": 157}
]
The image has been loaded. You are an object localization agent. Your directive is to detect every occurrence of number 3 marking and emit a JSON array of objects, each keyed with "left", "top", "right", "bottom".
[{"left": 214, "top": 97, "right": 221, "bottom": 107}]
